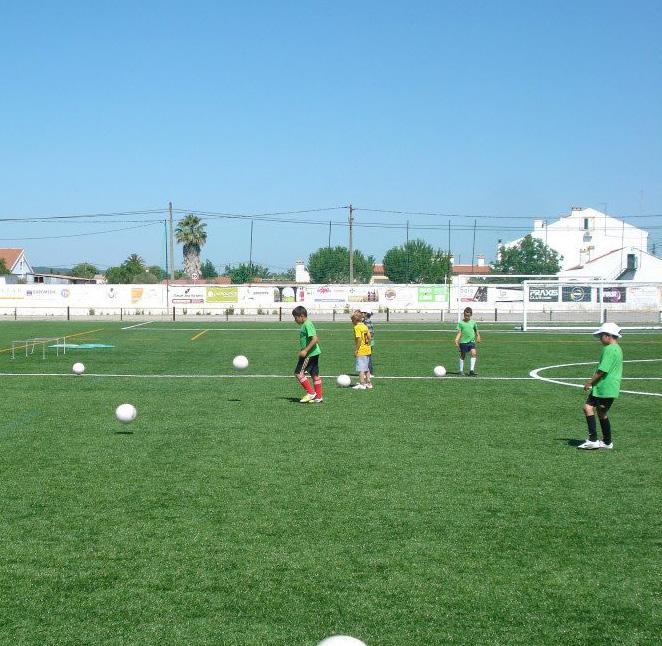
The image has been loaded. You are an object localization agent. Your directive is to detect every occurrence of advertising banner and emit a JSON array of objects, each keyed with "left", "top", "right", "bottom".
[
  {"left": 205, "top": 286, "right": 237, "bottom": 303},
  {"left": 273, "top": 286, "right": 297, "bottom": 302},
  {"left": 417, "top": 286, "right": 449, "bottom": 303},
  {"left": 460, "top": 286, "right": 488, "bottom": 302},
  {"left": 348, "top": 287, "right": 379, "bottom": 303},
  {"left": 302, "top": 285, "right": 348, "bottom": 304},
  {"left": 169, "top": 286, "right": 205, "bottom": 304},
  {"left": 529, "top": 286, "right": 559, "bottom": 302},
  {"left": 562, "top": 286, "right": 592, "bottom": 303},
  {"left": 601, "top": 287, "right": 626, "bottom": 303}
]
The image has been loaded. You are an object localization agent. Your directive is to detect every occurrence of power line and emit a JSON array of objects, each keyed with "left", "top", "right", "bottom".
[{"left": 0, "top": 222, "right": 160, "bottom": 241}]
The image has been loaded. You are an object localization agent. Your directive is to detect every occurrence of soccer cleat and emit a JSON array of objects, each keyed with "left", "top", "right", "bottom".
[
  {"left": 469, "top": 370, "right": 478, "bottom": 377},
  {"left": 365, "top": 383, "right": 373, "bottom": 389},
  {"left": 300, "top": 393, "right": 317, "bottom": 403},
  {"left": 599, "top": 441, "right": 613, "bottom": 449},
  {"left": 578, "top": 439, "right": 601, "bottom": 450},
  {"left": 352, "top": 383, "right": 367, "bottom": 390}
]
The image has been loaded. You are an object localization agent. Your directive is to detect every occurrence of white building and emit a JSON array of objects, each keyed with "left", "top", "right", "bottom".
[
  {"left": 559, "top": 246, "right": 662, "bottom": 282},
  {"left": 503, "top": 207, "right": 649, "bottom": 271},
  {"left": 295, "top": 260, "right": 310, "bottom": 283}
]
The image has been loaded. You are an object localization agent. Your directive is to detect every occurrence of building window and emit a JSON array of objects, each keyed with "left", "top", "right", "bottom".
[
  {"left": 583, "top": 218, "right": 589, "bottom": 230},
  {"left": 627, "top": 253, "right": 637, "bottom": 271}
]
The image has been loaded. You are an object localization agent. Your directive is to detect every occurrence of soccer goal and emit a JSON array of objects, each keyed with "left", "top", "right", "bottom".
[
  {"left": 10, "top": 336, "right": 66, "bottom": 359},
  {"left": 521, "top": 281, "right": 662, "bottom": 332}
]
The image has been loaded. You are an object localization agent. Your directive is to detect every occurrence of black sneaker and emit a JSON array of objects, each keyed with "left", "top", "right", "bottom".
[{"left": 469, "top": 370, "right": 478, "bottom": 377}]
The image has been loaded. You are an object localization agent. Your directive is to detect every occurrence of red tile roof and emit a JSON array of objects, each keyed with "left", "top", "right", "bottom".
[
  {"left": 452, "top": 264, "right": 491, "bottom": 274},
  {"left": 0, "top": 248, "right": 23, "bottom": 270}
]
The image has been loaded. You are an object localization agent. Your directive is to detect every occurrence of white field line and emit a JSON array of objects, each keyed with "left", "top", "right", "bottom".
[
  {"left": 530, "top": 359, "right": 662, "bottom": 398},
  {"left": 120, "top": 321, "right": 154, "bottom": 330},
  {"left": 122, "top": 326, "right": 662, "bottom": 335},
  {"left": 0, "top": 372, "right": 658, "bottom": 384}
]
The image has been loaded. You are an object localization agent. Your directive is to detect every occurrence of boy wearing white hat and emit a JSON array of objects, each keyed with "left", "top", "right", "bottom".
[{"left": 579, "top": 322, "right": 623, "bottom": 450}]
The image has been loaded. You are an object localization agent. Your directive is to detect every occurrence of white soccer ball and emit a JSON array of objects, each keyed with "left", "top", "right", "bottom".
[
  {"left": 336, "top": 374, "right": 352, "bottom": 387},
  {"left": 433, "top": 365, "right": 446, "bottom": 377},
  {"left": 232, "top": 355, "right": 249, "bottom": 370},
  {"left": 115, "top": 403, "right": 137, "bottom": 424},
  {"left": 72, "top": 362, "right": 85, "bottom": 375},
  {"left": 317, "top": 637, "right": 367, "bottom": 646}
]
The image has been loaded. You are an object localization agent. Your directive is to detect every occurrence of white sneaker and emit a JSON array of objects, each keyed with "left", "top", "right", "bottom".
[
  {"left": 352, "top": 383, "right": 367, "bottom": 390},
  {"left": 365, "top": 383, "right": 373, "bottom": 389},
  {"left": 578, "top": 439, "right": 601, "bottom": 450},
  {"left": 599, "top": 441, "right": 613, "bottom": 449},
  {"left": 300, "top": 393, "right": 317, "bottom": 403}
]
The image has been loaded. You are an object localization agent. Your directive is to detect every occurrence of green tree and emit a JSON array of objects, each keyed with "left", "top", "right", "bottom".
[
  {"left": 224, "top": 263, "right": 271, "bottom": 284},
  {"left": 270, "top": 267, "right": 296, "bottom": 281},
  {"left": 492, "top": 235, "right": 562, "bottom": 277},
  {"left": 147, "top": 265, "right": 167, "bottom": 281},
  {"left": 383, "top": 239, "right": 452, "bottom": 283},
  {"left": 0, "top": 258, "right": 10, "bottom": 275},
  {"left": 175, "top": 214, "right": 208, "bottom": 279},
  {"left": 71, "top": 262, "right": 98, "bottom": 279},
  {"left": 104, "top": 254, "right": 147, "bottom": 284},
  {"left": 200, "top": 259, "right": 218, "bottom": 279},
  {"left": 307, "top": 246, "right": 374, "bottom": 283}
]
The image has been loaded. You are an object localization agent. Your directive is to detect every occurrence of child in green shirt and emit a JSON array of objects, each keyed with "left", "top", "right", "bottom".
[
  {"left": 578, "top": 322, "right": 623, "bottom": 450},
  {"left": 454, "top": 307, "right": 481, "bottom": 376}
]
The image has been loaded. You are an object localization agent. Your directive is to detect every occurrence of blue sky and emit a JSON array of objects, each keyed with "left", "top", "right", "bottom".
[{"left": 1, "top": 0, "right": 661, "bottom": 271}]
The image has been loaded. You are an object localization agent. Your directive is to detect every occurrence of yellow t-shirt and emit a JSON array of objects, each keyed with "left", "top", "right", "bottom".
[{"left": 354, "top": 322, "right": 372, "bottom": 356}]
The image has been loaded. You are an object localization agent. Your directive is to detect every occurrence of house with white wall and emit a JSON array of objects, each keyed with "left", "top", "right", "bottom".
[
  {"left": 558, "top": 246, "right": 662, "bottom": 281},
  {"left": 0, "top": 248, "right": 34, "bottom": 282},
  {"left": 501, "top": 207, "right": 649, "bottom": 272}
]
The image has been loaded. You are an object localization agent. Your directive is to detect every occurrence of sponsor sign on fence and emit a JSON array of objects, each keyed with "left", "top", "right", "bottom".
[
  {"left": 562, "top": 286, "right": 592, "bottom": 303},
  {"left": 529, "top": 286, "right": 559, "bottom": 302}
]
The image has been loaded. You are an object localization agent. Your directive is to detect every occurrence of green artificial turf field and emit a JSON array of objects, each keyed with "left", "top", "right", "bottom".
[{"left": 1, "top": 320, "right": 660, "bottom": 645}]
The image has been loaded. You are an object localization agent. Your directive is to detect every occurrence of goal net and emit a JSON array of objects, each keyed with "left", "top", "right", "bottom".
[{"left": 521, "top": 281, "right": 662, "bottom": 331}]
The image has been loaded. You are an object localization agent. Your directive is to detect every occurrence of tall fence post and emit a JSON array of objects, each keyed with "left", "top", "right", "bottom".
[
  {"left": 333, "top": 308, "right": 336, "bottom": 322},
  {"left": 67, "top": 306, "right": 70, "bottom": 321},
  {"left": 172, "top": 307, "right": 176, "bottom": 321},
  {"left": 279, "top": 307, "right": 282, "bottom": 322},
  {"left": 386, "top": 307, "right": 390, "bottom": 323},
  {"left": 120, "top": 308, "right": 123, "bottom": 322},
  {"left": 494, "top": 307, "right": 498, "bottom": 322}
]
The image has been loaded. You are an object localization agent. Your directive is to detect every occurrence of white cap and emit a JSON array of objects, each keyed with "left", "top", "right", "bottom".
[
  {"left": 593, "top": 322, "right": 622, "bottom": 338},
  {"left": 361, "top": 309, "right": 373, "bottom": 315}
]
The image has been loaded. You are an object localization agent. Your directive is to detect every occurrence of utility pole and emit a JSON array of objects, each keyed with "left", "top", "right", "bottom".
[
  {"left": 348, "top": 203, "right": 354, "bottom": 284},
  {"left": 406, "top": 220, "right": 410, "bottom": 281},
  {"left": 168, "top": 201, "right": 175, "bottom": 280},
  {"left": 249, "top": 220, "right": 254, "bottom": 273},
  {"left": 471, "top": 219, "right": 477, "bottom": 273},
  {"left": 328, "top": 220, "right": 332, "bottom": 248},
  {"left": 448, "top": 220, "right": 451, "bottom": 255}
]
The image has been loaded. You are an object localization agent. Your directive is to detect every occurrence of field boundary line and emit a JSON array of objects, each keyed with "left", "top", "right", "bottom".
[
  {"left": 530, "top": 359, "right": 662, "bottom": 398},
  {"left": 121, "top": 321, "right": 154, "bottom": 330}
]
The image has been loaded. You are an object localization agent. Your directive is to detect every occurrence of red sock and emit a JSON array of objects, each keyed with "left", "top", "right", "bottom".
[
  {"left": 314, "top": 376, "right": 322, "bottom": 399},
  {"left": 298, "top": 375, "right": 314, "bottom": 394}
]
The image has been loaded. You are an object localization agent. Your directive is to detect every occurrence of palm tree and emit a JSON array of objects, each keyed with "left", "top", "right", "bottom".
[{"left": 175, "top": 214, "right": 208, "bottom": 279}]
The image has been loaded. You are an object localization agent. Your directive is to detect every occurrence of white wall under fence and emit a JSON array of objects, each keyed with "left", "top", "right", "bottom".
[{"left": 0, "top": 280, "right": 660, "bottom": 323}]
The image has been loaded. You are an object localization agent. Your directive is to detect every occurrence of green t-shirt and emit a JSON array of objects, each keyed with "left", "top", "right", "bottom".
[
  {"left": 592, "top": 343, "right": 623, "bottom": 398},
  {"left": 456, "top": 319, "right": 478, "bottom": 343},
  {"left": 299, "top": 319, "right": 321, "bottom": 357}
]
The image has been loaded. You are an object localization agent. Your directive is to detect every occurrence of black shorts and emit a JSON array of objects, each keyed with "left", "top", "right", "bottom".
[
  {"left": 586, "top": 394, "right": 614, "bottom": 412},
  {"left": 294, "top": 354, "right": 320, "bottom": 377},
  {"left": 459, "top": 342, "right": 476, "bottom": 354}
]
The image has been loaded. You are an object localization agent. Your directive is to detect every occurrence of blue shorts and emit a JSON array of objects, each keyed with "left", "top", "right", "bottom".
[
  {"left": 355, "top": 356, "right": 370, "bottom": 373},
  {"left": 459, "top": 342, "right": 476, "bottom": 354}
]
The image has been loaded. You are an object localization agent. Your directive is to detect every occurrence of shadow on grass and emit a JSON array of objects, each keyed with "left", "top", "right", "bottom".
[
  {"left": 279, "top": 397, "right": 305, "bottom": 403},
  {"left": 557, "top": 437, "right": 584, "bottom": 447},
  {"left": 115, "top": 430, "right": 134, "bottom": 435}
]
